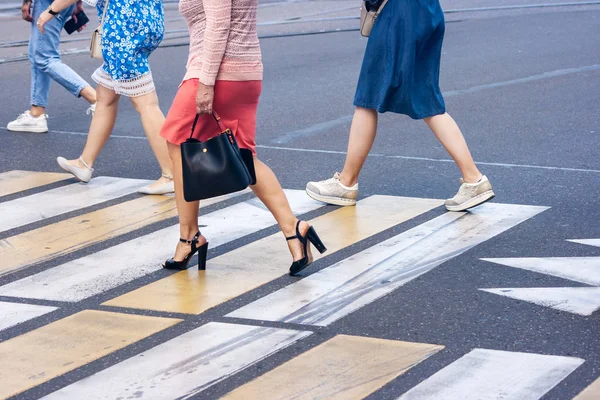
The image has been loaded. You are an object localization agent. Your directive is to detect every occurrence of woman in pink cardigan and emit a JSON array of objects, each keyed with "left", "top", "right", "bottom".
[{"left": 160, "top": 0, "right": 326, "bottom": 274}]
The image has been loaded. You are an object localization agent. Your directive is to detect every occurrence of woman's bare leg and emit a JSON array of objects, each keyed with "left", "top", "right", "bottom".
[
  {"left": 168, "top": 142, "right": 204, "bottom": 261},
  {"left": 338, "top": 107, "right": 378, "bottom": 187},
  {"left": 130, "top": 90, "right": 173, "bottom": 189},
  {"left": 424, "top": 113, "right": 482, "bottom": 183},
  {"left": 251, "top": 158, "right": 308, "bottom": 261},
  {"left": 63, "top": 84, "right": 119, "bottom": 169}
]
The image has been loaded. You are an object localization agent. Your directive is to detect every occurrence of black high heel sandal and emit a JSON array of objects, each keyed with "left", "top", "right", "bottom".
[
  {"left": 163, "top": 231, "right": 209, "bottom": 271},
  {"left": 287, "top": 221, "right": 327, "bottom": 276}
]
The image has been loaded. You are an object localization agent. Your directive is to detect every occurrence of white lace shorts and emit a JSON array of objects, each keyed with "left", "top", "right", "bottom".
[{"left": 92, "top": 67, "right": 156, "bottom": 98}]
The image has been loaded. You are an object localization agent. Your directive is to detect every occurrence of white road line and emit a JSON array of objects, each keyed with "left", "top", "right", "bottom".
[
  {"left": 568, "top": 239, "right": 600, "bottom": 248},
  {"left": 228, "top": 203, "right": 547, "bottom": 326},
  {"left": 256, "top": 145, "right": 600, "bottom": 174},
  {"left": 0, "top": 176, "right": 151, "bottom": 233},
  {"left": 0, "top": 301, "right": 57, "bottom": 332},
  {"left": 0, "top": 190, "right": 322, "bottom": 302},
  {"left": 398, "top": 348, "right": 584, "bottom": 400},
  {"left": 42, "top": 322, "right": 311, "bottom": 400},
  {"left": 3, "top": 127, "right": 598, "bottom": 175},
  {"left": 481, "top": 257, "right": 600, "bottom": 286},
  {"left": 480, "top": 287, "right": 600, "bottom": 316}
]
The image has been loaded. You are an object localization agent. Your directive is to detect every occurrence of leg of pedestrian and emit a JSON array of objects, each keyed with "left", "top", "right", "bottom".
[
  {"left": 129, "top": 91, "right": 174, "bottom": 194},
  {"left": 305, "top": 107, "right": 375, "bottom": 206},
  {"left": 424, "top": 113, "right": 495, "bottom": 211},
  {"left": 57, "top": 85, "right": 120, "bottom": 183}
]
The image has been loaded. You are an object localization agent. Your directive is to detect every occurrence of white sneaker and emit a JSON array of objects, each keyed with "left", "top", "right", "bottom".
[
  {"left": 86, "top": 103, "right": 96, "bottom": 116},
  {"left": 57, "top": 156, "right": 94, "bottom": 183},
  {"left": 7, "top": 111, "right": 48, "bottom": 133},
  {"left": 137, "top": 174, "right": 175, "bottom": 195},
  {"left": 306, "top": 172, "right": 358, "bottom": 206},
  {"left": 445, "top": 175, "right": 495, "bottom": 212}
]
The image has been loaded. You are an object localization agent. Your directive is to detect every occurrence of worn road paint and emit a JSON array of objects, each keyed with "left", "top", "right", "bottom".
[
  {"left": 0, "top": 310, "right": 180, "bottom": 399},
  {"left": 103, "top": 196, "right": 443, "bottom": 314},
  {"left": 0, "top": 170, "right": 70, "bottom": 198},
  {"left": 481, "top": 287, "right": 600, "bottom": 316},
  {"left": 398, "top": 348, "right": 584, "bottom": 400},
  {"left": 0, "top": 190, "right": 321, "bottom": 301},
  {"left": 0, "top": 301, "right": 57, "bottom": 332},
  {"left": 482, "top": 257, "right": 600, "bottom": 286},
  {"left": 43, "top": 322, "right": 310, "bottom": 400},
  {"left": 229, "top": 203, "right": 546, "bottom": 326},
  {"left": 222, "top": 334, "right": 443, "bottom": 400},
  {"left": 0, "top": 176, "right": 151, "bottom": 233}
]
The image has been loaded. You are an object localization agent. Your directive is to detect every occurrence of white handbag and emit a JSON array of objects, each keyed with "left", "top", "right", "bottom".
[
  {"left": 360, "top": 0, "right": 390, "bottom": 37},
  {"left": 90, "top": 0, "right": 109, "bottom": 60}
]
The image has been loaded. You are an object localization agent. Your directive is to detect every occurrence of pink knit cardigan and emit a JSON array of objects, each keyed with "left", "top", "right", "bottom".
[{"left": 179, "top": 0, "right": 263, "bottom": 85}]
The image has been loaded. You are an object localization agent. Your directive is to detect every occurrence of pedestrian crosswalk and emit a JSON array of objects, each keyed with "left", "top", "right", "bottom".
[{"left": 0, "top": 170, "right": 595, "bottom": 399}]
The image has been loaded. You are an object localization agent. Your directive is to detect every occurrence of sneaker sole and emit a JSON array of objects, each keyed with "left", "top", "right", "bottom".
[
  {"left": 7, "top": 126, "right": 48, "bottom": 133},
  {"left": 445, "top": 190, "right": 495, "bottom": 212},
  {"left": 305, "top": 187, "right": 356, "bottom": 206}
]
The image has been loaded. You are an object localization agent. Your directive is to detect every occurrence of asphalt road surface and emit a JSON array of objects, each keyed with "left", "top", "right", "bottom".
[{"left": 0, "top": 1, "right": 599, "bottom": 399}]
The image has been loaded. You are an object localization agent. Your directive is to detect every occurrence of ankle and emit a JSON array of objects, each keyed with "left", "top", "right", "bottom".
[
  {"left": 78, "top": 156, "right": 94, "bottom": 169},
  {"left": 282, "top": 219, "right": 306, "bottom": 238},
  {"left": 179, "top": 225, "right": 199, "bottom": 239},
  {"left": 338, "top": 172, "right": 358, "bottom": 188},
  {"left": 30, "top": 107, "right": 45, "bottom": 117},
  {"left": 463, "top": 172, "right": 483, "bottom": 184}
]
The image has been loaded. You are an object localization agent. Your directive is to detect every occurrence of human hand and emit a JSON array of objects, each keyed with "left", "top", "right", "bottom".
[
  {"left": 36, "top": 10, "right": 54, "bottom": 34},
  {"left": 72, "top": 1, "right": 86, "bottom": 32},
  {"left": 21, "top": 0, "right": 33, "bottom": 22},
  {"left": 196, "top": 82, "right": 214, "bottom": 114}
]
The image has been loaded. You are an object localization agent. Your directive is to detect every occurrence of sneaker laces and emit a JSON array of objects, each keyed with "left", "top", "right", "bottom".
[
  {"left": 15, "top": 111, "right": 31, "bottom": 121},
  {"left": 86, "top": 103, "right": 96, "bottom": 116}
]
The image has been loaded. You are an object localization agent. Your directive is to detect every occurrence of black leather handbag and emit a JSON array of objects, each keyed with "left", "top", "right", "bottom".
[{"left": 181, "top": 112, "right": 256, "bottom": 202}]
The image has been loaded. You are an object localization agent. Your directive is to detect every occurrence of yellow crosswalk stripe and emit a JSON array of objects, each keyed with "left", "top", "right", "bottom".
[
  {"left": 103, "top": 196, "right": 442, "bottom": 314},
  {"left": 574, "top": 378, "right": 600, "bottom": 400},
  {"left": 222, "top": 334, "right": 443, "bottom": 400},
  {"left": 0, "top": 195, "right": 177, "bottom": 276},
  {"left": 0, "top": 191, "right": 244, "bottom": 276},
  {"left": 0, "top": 170, "right": 70, "bottom": 198},
  {"left": 0, "top": 310, "right": 180, "bottom": 399}
]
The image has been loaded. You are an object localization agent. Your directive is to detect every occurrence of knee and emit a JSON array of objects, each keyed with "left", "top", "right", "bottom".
[
  {"left": 132, "top": 97, "right": 160, "bottom": 115},
  {"left": 97, "top": 89, "right": 119, "bottom": 108},
  {"left": 33, "top": 53, "right": 52, "bottom": 72}
]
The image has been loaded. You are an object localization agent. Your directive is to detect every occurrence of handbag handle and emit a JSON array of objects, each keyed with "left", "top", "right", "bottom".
[{"left": 189, "top": 111, "right": 229, "bottom": 140}]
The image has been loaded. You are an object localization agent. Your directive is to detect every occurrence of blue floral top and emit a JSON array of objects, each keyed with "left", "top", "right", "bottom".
[{"left": 95, "top": 0, "right": 164, "bottom": 84}]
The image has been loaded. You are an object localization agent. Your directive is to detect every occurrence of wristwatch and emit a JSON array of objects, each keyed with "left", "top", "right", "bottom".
[{"left": 47, "top": 5, "right": 59, "bottom": 15}]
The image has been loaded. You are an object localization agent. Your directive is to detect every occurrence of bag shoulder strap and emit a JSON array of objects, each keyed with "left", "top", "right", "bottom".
[
  {"left": 99, "top": 0, "right": 109, "bottom": 30},
  {"left": 374, "top": 0, "right": 390, "bottom": 16}
]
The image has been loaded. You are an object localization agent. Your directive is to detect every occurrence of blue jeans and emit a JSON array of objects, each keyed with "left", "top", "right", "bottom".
[{"left": 28, "top": 0, "right": 90, "bottom": 107}]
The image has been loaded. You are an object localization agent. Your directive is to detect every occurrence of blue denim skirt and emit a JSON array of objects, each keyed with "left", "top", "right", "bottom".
[{"left": 354, "top": 0, "right": 446, "bottom": 119}]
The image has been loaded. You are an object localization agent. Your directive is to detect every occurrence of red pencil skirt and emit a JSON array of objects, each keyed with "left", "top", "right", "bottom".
[{"left": 160, "top": 79, "right": 262, "bottom": 155}]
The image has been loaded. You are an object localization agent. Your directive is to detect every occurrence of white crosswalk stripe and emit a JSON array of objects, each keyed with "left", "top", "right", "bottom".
[
  {"left": 0, "top": 190, "right": 321, "bottom": 302},
  {"left": 0, "top": 176, "right": 151, "bottom": 233},
  {"left": 0, "top": 301, "right": 57, "bottom": 332},
  {"left": 228, "top": 203, "right": 546, "bottom": 326},
  {"left": 397, "top": 349, "right": 584, "bottom": 400}
]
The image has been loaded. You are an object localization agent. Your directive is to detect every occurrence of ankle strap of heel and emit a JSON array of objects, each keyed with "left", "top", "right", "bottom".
[
  {"left": 285, "top": 221, "right": 302, "bottom": 241},
  {"left": 180, "top": 231, "right": 200, "bottom": 245}
]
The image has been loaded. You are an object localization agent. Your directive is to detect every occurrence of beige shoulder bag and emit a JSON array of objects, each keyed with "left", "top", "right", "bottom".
[
  {"left": 90, "top": 0, "right": 109, "bottom": 60},
  {"left": 360, "top": 0, "right": 390, "bottom": 37}
]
